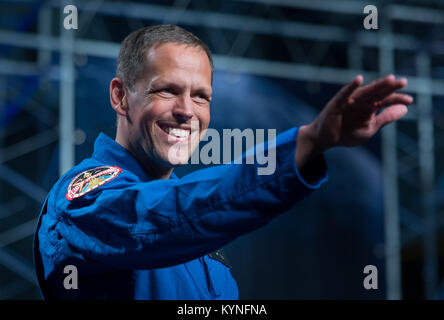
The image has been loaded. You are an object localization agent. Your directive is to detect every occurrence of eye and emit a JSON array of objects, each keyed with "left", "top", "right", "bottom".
[
  {"left": 194, "top": 93, "right": 211, "bottom": 103},
  {"left": 159, "top": 88, "right": 173, "bottom": 94},
  {"left": 151, "top": 87, "right": 177, "bottom": 99}
]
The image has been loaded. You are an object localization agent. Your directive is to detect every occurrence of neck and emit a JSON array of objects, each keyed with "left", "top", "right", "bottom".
[
  {"left": 140, "top": 159, "right": 174, "bottom": 180},
  {"left": 115, "top": 133, "right": 173, "bottom": 181}
]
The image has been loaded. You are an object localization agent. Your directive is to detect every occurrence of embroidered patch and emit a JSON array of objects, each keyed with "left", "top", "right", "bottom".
[{"left": 66, "top": 166, "right": 122, "bottom": 201}]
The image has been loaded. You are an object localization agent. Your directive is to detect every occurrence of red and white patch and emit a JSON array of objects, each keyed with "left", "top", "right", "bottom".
[{"left": 66, "top": 166, "right": 122, "bottom": 201}]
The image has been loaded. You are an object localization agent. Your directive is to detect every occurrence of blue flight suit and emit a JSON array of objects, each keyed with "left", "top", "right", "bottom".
[{"left": 33, "top": 126, "right": 327, "bottom": 299}]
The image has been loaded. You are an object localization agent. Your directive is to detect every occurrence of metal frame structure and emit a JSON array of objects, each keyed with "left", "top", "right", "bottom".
[{"left": 0, "top": 0, "right": 442, "bottom": 299}]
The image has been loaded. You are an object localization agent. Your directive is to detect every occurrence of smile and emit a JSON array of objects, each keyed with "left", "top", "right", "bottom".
[
  {"left": 157, "top": 122, "right": 192, "bottom": 140},
  {"left": 166, "top": 127, "right": 190, "bottom": 138}
]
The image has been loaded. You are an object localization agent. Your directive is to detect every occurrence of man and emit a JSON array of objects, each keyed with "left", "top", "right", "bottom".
[{"left": 33, "top": 24, "right": 412, "bottom": 299}]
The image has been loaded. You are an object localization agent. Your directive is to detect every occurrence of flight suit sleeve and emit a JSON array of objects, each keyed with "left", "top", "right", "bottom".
[{"left": 50, "top": 126, "right": 328, "bottom": 271}]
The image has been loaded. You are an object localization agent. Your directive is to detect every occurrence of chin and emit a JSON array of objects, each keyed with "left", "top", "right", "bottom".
[
  {"left": 165, "top": 151, "right": 191, "bottom": 166},
  {"left": 154, "top": 139, "right": 193, "bottom": 166}
]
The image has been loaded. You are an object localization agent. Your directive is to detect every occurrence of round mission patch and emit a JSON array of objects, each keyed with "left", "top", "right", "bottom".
[{"left": 66, "top": 166, "right": 122, "bottom": 201}]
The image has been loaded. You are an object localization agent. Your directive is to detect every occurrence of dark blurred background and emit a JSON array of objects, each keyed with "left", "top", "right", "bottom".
[{"left": 1, "top": 0, "right": 444, "bottom": 300}]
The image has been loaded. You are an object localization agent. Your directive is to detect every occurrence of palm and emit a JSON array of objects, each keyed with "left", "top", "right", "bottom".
[{"left": 313, "top": 75, "right": 412, "bottom": 151}]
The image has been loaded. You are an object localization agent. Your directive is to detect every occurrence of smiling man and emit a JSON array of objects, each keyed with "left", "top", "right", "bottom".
[
  {"left": 33, "top": 25, "right": 413, "bottom": 300},
  {"left": 112, "top": 38, "right": 212, "bottom": 174}
]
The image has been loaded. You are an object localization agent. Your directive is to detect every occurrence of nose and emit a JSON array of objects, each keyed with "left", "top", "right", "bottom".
[{"left": 172, "top": 95, "right": 194, "bottom": 122}]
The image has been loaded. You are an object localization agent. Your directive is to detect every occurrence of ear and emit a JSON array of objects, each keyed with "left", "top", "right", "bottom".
[{"left": 110, "top": 77, "right": 128, "bottom": 117}]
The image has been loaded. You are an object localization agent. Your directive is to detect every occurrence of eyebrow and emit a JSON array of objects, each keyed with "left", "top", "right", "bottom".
[
  {"left": 147, "top": 79, "right": 180, "bottom": 89},
  {"left": 193, "top": 87, "right": 212, "bottom": 98},
  {"left": 147, "top": 79, "right": 212, "bottom": 96}
]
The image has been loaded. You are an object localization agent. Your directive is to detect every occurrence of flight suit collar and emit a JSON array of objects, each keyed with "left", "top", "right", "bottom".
[{"left": 92, "top": 132, "right": 178, "bottom": 182}]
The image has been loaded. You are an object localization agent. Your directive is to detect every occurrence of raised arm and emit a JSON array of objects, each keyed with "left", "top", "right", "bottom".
[{"left": 296, "top": 75, "right": 413, "bottom": 169}]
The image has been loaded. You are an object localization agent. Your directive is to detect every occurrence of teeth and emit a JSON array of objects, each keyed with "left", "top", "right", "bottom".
[{"left": 167, "top": 127, "right": 190, "bottom": 138}]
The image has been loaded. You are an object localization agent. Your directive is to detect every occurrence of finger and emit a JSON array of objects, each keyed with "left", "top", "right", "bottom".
[
  {"left": 373, "top": 93, "right": 413, "bottom": 111},
  {"left": 331, "top": 75, "right": 363, "bottom": 109},
  {"left": 375, "top": 104, "right": 408, "bottom": 129},
  {"left": 352, "top": 75, "right": 407, "bottom": 104}
]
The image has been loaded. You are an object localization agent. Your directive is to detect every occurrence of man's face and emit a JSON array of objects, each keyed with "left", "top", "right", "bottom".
[{"left": 124, "top": 43, "right": 212, "bottom": 167}]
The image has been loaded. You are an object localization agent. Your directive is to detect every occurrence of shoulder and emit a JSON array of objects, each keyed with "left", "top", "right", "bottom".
[
  {"left": 47, "top": 158, "right": 139, "bottom": 215},
  {"left": 64, "top": 165, "right": 123, "bottom": 201}
]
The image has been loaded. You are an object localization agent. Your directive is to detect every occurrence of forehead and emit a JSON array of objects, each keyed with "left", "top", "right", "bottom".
[{"left": 142, "top": 43, "right": 212, "bottom": 88}]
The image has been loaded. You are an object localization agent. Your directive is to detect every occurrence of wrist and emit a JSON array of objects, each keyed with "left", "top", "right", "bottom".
[
  {"left": 296, "top": 123, "right": 322, "bottom": 169},
  {"left": 300, "top": 123, "right": 323, "bottom": 153}
]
